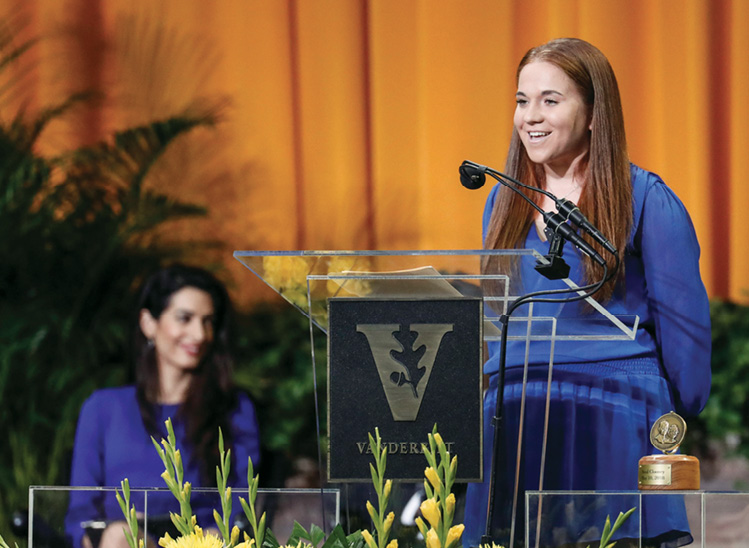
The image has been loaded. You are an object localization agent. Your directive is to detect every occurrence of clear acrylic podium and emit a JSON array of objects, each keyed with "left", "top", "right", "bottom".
[
  {"left": 233, "top": 249, "right": 645, "bottom": 543},
  {"left": 29, "top": 486, "right": 339, "bottom": 548}
]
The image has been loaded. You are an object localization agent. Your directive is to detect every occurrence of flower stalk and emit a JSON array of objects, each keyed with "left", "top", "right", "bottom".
[
  {"left": 415, "top": 426, "right": 463, "bottom": 548},
  {"left": 239, "top": 454, "right": 267, "bottom": 548},
  {"left": 363, "top": 428, "right": 397, "bottom": 548},
  {"left": 115, "top": 478, "right": 144, "bottom": 548},
  {"left": 152, "top": 418, "right": 195, "bottom": 537}
]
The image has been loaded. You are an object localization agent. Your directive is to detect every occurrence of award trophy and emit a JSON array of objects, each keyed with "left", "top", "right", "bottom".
[{"left": 638, "top": 411, "right": 700, "bottom": 490}]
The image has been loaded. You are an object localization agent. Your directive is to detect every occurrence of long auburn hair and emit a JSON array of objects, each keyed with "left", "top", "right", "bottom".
[
  {"left": 483, "top": 38, "right": 632, "bottom": 302},
  {"left": 133, "top": 264, "right": 237, "bottom": 483}
]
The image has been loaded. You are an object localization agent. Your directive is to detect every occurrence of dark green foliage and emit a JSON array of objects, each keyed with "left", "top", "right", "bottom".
[
  {"left": 233, "top": 303, "right": 328, "bottom": 481},
  {"left": 685, "top": 300, "right": 749, "bottom": 462},
  {"left": 0, "top": 33, "right": 216, "bottom": 542}
]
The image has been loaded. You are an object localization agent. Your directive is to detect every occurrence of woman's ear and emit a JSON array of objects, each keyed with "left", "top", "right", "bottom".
[{"left": 139, "top": 309, "right": 157, "bottom": 339}]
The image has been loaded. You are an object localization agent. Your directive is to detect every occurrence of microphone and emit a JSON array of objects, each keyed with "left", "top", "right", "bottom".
[
  {"left": 460, "top": 159, "right": 618, "bottom": 257},
  {"left": 459, "top": 163, "right": 486, "bottom": 189},
  {"left": 556, "top": 199, "right": 617, "bottom": 255},
  {"left": 542, "top": 211, "right": 605, "bottom": 266}
]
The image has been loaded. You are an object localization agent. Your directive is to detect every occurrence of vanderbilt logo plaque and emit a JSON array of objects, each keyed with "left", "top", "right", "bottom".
[{"left": 327, "top": 297, "right": 483, "bottom": 482}]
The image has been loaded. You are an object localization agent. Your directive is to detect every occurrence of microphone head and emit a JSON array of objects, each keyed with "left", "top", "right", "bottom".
[{"left": 459, "top": 163, "right": 486, "bottom": 189}]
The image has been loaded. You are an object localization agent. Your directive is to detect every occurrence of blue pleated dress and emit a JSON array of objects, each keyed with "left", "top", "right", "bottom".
[{"left": 462, "top": 165, "right": 711, "bottom": 548}]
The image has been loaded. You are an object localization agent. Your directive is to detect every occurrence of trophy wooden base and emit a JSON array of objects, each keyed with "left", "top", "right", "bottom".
[{"left": 638, "top": 454, "right": 700, "bottom": 490}]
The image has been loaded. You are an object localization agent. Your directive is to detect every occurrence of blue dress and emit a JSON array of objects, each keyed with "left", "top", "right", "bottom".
[
  {"left": 65, "top": 386, "right": 261, "bottom": 548},
  {"left": 463, "top": 165, "right": 711, "bottom": 547}
]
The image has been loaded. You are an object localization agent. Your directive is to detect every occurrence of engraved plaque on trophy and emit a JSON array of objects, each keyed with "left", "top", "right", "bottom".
[{"left": 638, "top": 411, "right": 700, "bottom": 490}]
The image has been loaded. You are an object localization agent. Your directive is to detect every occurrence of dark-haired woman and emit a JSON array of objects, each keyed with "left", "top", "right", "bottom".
[
  {"left": 65, "top": 265, "right": 260, "bottom": 548},
  {"left": 463, "top": 38, "right": 710, "bottom": 548}
]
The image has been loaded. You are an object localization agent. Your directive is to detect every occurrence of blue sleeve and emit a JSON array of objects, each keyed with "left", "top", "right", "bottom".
[
  {"left": 639, "top": 180, "right": 711, "bottom": 415},
  {"left": 65, "top": 393, "right": 105, "bottom": 548},
  {"left": 231, "top": 392, "right": 261, "bottom": 486}
]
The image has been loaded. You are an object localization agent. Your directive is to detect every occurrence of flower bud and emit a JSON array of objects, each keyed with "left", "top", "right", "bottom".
[
  {"left": 446, "top": 493, "right": 455, "bottom": 516},
  {"left": 446, "top": 524, "right": 465, "bottom": 548},
  {"left": 366, "top": 500, "right": 377, "bottom": 521},
  {"left": 385, "top": 540, "right": 398, "bottom": 548},
  {"left": 384, "top": 479, "right": 392, "bottom": 500},
  {"left": 420, "top": 498, "right": 441, "bottom": 528},
  {"left": 384, "top": 511, "right": 395, "bottom": 533},
  {"left": 433, "top": 433, "right": 444, "bottom": 448},
  {"left": 426, "top": 529, "right": 441, "bottom": 548},
  {"left": 361, "top": 529, "right": 377, "bottom": 548},
  {"left": 425, "top": 467, "right": 443, "bottom": 491},
  {"left": 415, "top": 517, "right": 429, "bottom": 538}
]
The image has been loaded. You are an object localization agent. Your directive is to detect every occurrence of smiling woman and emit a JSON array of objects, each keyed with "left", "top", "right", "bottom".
[
  {"left": 64, "top": 265, "right": 261, "bottom": 548},
  {"left": 469, "top": 38, "right": 711, "bottom": 548}
]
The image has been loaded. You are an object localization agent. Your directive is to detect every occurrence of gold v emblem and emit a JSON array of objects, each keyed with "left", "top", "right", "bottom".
[{"left": 357, "top": 324, "right": 454, "bottom": 421}]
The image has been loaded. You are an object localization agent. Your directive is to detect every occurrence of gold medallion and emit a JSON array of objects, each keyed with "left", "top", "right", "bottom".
[{"left": 649, "top": 411, "right": 687, "bottom": 454}]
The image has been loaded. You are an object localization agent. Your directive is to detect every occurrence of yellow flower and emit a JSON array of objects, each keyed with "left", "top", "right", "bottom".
[
  {"left": 420, "top": 498, "right": 441, "bottom": 528},
  {"left": 235, "top": 540, "right": 255, "bottom": 548},
  {"left": 446, "top": 493, "right": 455, "bottom": 514},
  {"left": 158, "top": 527, "right": 222, "bottom": 548},
  {"left": 385, "top": 540, "right": 398, "bottom": 548},
  {"left": 445, "top": 524, "right": 464, "bottom": 548},
  {"left": 325, "top": 256, "right": 372, "bottom": 297},
  {"left": 425, "top": 467, "right": 443, "bottom": 491},
  {"left": 414, "top": 517, "right": 429, "bottom": 538},
  {"left": 360, "top": 530, "right": 377, "bottom": 548},
  {"left": 262, "top": 256, "right": 313, "bottom": 307},
  {"left": 384, "top": 479, "right": 392, "bottom": 500},
  {"left": 479, "top": 543, "right": 505, "bottom": 548},
  {"left": 433, "top": 433, "right": 444, "bottom": 448},
  {"left": 366, "top": 500, "right": 377, "bottom": 521},
  {"left": 384, "top": 511, "right": 395, "bottom": 533},
  {"left": 426, "top": 529, "right": 441, "bottom": 548}
]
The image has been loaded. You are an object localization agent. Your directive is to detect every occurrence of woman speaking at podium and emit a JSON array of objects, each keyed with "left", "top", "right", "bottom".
[
  {"left": 65, "top": 265, "right": 260, "bottom": 548},
  {"left": 463, "top": 38, "right": 711, "bottom": 548}
]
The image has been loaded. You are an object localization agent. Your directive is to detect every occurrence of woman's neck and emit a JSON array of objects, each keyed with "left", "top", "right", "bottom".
[{"left": 157, "top": 368, "right": 193, "bottom": 405}]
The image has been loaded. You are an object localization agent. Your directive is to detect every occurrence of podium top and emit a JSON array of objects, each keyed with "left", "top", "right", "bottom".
[{"left": 233, "top": 250, "right": 638, "bottom": 341}]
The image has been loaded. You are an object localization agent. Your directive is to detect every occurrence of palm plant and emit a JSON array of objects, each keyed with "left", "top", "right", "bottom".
[{"left": 0, "top": 23, "right": 219, "bottom": 542}]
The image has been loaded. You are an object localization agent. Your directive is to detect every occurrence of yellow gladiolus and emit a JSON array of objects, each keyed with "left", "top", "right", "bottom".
[
  {"left": 426, "top": 529, "right": 441, "bottom": 548},
  {"left": 366, "top": 500, "right": 377, "bottom": 521},
  {"left": 384, "top": 511, "right": 395, "bottom": 533},
  {"left": 446, "top": 493, "right": 455, "bottom": 513},
  {"left": 384, "top": 479, "right": 392, "bottom": 500},
  {"left": 385, "top": 540, "right": 398, "bottom": 548},
  {"left": 361, "top": 529, "right": 377, "bottom": 548},
  {"left": 235, "top": 539, "right": 255, "bottom": 548},
  {"left": 446, "top": 524, "right": 465, "bottom": 548},
  {"left": 420, "top": 498, "right": 441, "bottom": 528},
  {"left": 414, "top": 517, "right": 429, "bottom": 538},
  {"left": 433, "top": 433, "right": 444, "bottom": 448},
  {"left": 425, "top": 467, "right": 443, "bottom": 491}
]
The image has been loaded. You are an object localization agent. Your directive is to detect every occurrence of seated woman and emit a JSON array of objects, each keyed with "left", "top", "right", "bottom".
[{"left": 65, "top": 264, "right": 261, "bottom": 548}]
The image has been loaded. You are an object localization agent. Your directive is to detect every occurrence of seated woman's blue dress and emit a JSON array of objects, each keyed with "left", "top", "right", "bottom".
[
  {"left": 65, "top": 386, "right": 261, "bottom": 548},
  {"left": 463, "top": 165, "right": 711, "bottom": 548}
]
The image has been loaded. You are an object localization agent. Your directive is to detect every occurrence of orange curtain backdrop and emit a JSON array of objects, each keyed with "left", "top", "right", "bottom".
[{"left": 5, "top": 0, "right": 747, "bottom": 305}]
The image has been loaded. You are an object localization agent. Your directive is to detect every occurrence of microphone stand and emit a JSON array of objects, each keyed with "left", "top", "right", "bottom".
[{"left": 462, "top": 161, "right": 617, "bottom": 548}]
